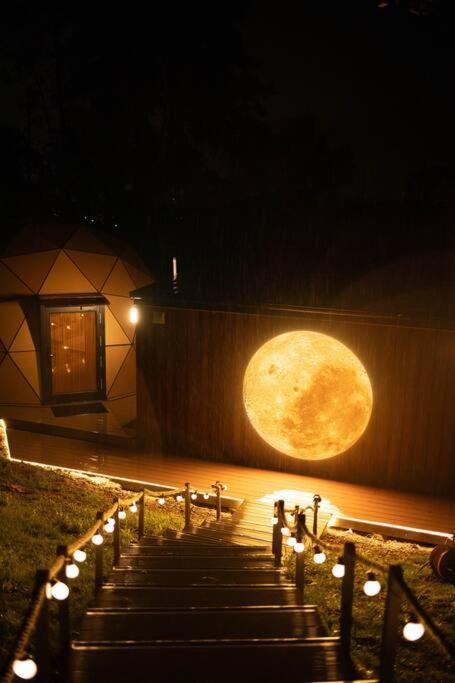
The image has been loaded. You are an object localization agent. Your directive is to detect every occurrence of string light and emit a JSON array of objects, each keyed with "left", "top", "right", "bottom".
[
  {"left": 332, "top": 557, "right": 345, "bottom": 578},
  {"left": 107, "top": 517, "right": 116, "bottom": 526},
  {"left": 73, "top": 549, "right": 87, "bottom": 563},
  {"left": 403, "top": 615, "right": 425, "bottom": 642},
  {"left": 158, "top": 496, "right": 165, "bottom": 505},
  {"left": 191, "top": 491, "right": 198, "bottom": 500},
  {"left": 176, "top": 494, "right": 183, "bottom": 503},
  {"left": 51, "top": 581, "right": 69, "bottom": 600},
  {"left": 286, "top": 535, "right": 297, "bottom": 548},
  {"left": 313, "top": 546, "right": 327, "bottom": 564},
  {"left": 363, "top": 572, "right": 381, "bottom": 596},
  {"left": 92, "top": 533, "right": 103, "bottom": 545},
  {"left": 103, "top": 521, "right": 114, "bottom": 534},
  {"left": 281, "top": 527, "right": 291, "bottom": 537},
  {"left": 203, "top": 493, "right": 209, "bottom": 500},
  {"left": 286, "top": 513, "right": 294, "bottom": 523},
  {"left": 65, "top": 562, "right": 80, "bottom": 579},
  {"left": 129, "top": 502, "right": 137, "bottom": 513},
  {"left": 118, "top": 509, "right": 126, "bottom": 520},
  {"left": 12, "top": 657, "right": 38, "bottom": 680},
  {"left": 294, "top": 542, "right": 304, "bottom": 553},
  {"left": 271, "top": 517, "right": 278, "bottom": 525}
]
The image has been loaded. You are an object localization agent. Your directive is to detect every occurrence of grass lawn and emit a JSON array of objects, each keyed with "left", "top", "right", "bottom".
[
  {"left": 285, "top": 528, "right": 455, "bottom": 682},
  {"left": 0, "top": 458, "right": 219, "bottom": 670}
]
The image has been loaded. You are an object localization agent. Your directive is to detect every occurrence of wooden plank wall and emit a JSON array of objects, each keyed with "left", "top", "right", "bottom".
[{"left": 136, "top": 305, "right": 455, "bottom": 498}]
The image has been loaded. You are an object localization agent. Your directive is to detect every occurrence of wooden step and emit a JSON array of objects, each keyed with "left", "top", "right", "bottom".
[
  {"left": 174, "top": 528, "right": 270, "bottom": 545},
  {"left": 133, "top": 538, "right": 269, "bottom": 552},
  {"left": 95, "top": 585, "right": 303, "bottom": 609},
  {"left": 126, "top": 544, "right": 272, "bottom": 557},
  {"left": 119, "top": 554, "right": 275, "bottom": 569},
  {"left": 76, "top": 606, "right": 326, "bottom": 642},
  {"left": 70, "top": 640, "right": 356, "bottom": 682},
  {"left": 107, "top": 567, "right": 288, "bottom": 586}
]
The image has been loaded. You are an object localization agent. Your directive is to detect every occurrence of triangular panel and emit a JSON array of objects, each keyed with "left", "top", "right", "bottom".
[
  {"left": 64, "top": 226, "right": 116, "bottom": 255},
  {"left": 105, "top": 306, "right": 131, "bottom": 345},
  {"left": 3, "top": 224, "right": 76, "bottom": 256},
  {"left": 122, "top": 260, "right": 154, "bottom": 289},
  {"left": 2, "top": 250, "right": 59, "bottom": 293},
  {"left": 102, "top": 260, "right": 136, "bottom": 297},
  {"left": 106, "top": 295, "right": 136, "bottom": 342},
  {"left": 0, "top": 301, "right": 26, "bottom": 349},
  {"left": 106, "top": 345, "right": 130, "bottom": 392},
  {"left": 40, "top": 252, "right": 96, "bottom": 294},
  {"left": 10, "top": 351, "right": 41, "bottom": 397},
  {"left": 0, "top": 355, "right": 40, "bottom": 404},
  {"left": 10, "top": 319, "right": 36, "bottom": 352},
  {"left": 65, "top": 250, "right": 117, "bottom": 291},
  {"left": 108, "top": 346, "right": 136, "bottom": 398},
  {"left": 107, "top": 394, "right": 136, "bottom": 426},
  {"left": 0, "top": 262, "right": 33, "bottom": 297}
]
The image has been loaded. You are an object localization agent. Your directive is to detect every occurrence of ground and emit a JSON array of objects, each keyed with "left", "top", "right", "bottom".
[
  {"left": 285, "top": 529, "right": 455, "bottom": 682},
  {"left": 0, "top": 458, "right": 219, "bottom": 669}
]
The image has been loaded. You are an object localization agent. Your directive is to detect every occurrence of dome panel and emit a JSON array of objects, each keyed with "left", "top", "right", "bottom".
[
  {"left": 2, "top": 250, "right": 59, "bottom": 293},
  {"left": 108, "top": 346, "right": 136, "bottom": 398},
  {"left": 3, "top": 224, "right": 76, "bottom": 256},
  {"left": 10, "top": 351, "right": 41, "bottom": 397},
  {"left": 0, "top": 262, "right": 33, "bottom": 297},
  {"left": 122, "top": 261, "right": 154, "bottom": 289},
  {"left": 0, "top": 301, "right": 26, "bottom": 349},
  {"left": 0, "top": 355, "right": 39, "bottom": 403},
  {"left": 106, "top": 344, "right": 130, "bottom": 391},
  {"left": 40, "top": 252, "right": 96, "bottom": 294},
  {"left": 65, "top": 250, "right": 117, "bottom": 291},
  {"left": 10, "top": 319, "right": 36, "bottom": 352},
  {"left": 106, "top": 295, "right": 136, "bottom": 342},
  {"left": 102, "top": 260, "right": 136, "bottom": 297},
  {"left": 64, "top": 226, "right": 116, "bottom": 255},
  {"left": 105, "top": 306, "right": 131, "bottom": 345},
  {"left": 108, "top": 394, "right": 136, "bottom": 426}
]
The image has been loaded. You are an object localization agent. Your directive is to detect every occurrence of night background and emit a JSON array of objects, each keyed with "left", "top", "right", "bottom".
[{"left": 1, "top": 0, "right": 454, "bottom": 313}]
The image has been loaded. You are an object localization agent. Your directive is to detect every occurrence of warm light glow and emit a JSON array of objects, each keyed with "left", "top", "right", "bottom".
[
  {"left": 129, "top": 305, "right": 139, "bottom": 324},
  {"left": 158, "top": 496, "right": 165, "bottom": 505},
  {"left": 271, "top": 517, "right": 278, "bottom": 525},
  {"left": 203, "top": 493, "right": 210, "bottom": 500},
  {"left": 332, "top": 558, "right": 345, "bottom": 578},
  {"left": 66, "top": 563, "right": 80, "bottom": 579},
  {"left": 103, "top": 522, "right": 114, "bottom": 533},
  {"left": 294, "top": 542, "right": 304, "bottom": 553},
  {"left": 107, "top": 517, "right": 115, "bottom": 526},
  {"left": 313, "top": 546, "right": 327, "bottom": 564},
  {"left": 403, "top": 618, "right": 425, "bottom": 642},
  {"left": 129, "top": 503, "right": 137, "bottom": 513},
  {"left": 176, "top": 494, "right": 183, "bottom": 503},
  {"left": 363, "top": 572, "right": 381, "bottom": 596},
  {"left": 12, "top": 658, "right": 38, "bottom": 680},
  {"left": 287, "top": 535, "right": 297, "bottom": 547},
  {"left": 118, "top": 510, "right": 126, "bottom": 520},
  {"left": 243, "top": 331, "right": 373, "bottom": 460},
  {"left": 92, "top": 533, "right": 104, "bottom": 545},
  {"left": 73, "top": 549, "right": 87, "bottom": 563},
  {"left": 281, "top": 527, "right": 291, "bottom": 536},
  {"left": 51, "top": 581, "right": 70, "bottom": 600},
  {"left": 191, "top": 492, "right": 198, "bottom": 500},
  {"left": 0, "top": 419, "right": 11, "bottom": 460}
]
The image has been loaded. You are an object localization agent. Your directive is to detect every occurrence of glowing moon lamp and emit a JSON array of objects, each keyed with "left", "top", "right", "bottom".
[{"left": 243, "top": 331, "right": 373, "bottom": 461}]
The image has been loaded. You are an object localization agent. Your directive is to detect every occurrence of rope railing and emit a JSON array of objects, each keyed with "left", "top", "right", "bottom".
[
  {"left": 1, "top": 479, "right": 228, "bottom": 683},
  {"left": 272, "top": 495, "right": 454, "bottom": 682}
]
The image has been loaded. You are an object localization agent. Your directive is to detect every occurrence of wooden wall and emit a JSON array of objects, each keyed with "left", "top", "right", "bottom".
[{"left": 136, "top": 304, "right": 455, "bottom": 498}]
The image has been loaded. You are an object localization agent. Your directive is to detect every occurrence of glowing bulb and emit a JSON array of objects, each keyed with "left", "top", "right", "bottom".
[
  {"left": 65, "top": 563, "right": 80, "bottom": 579},
  {"left": 294, "top": 542, "right": 304, "bottom": 553},
  {"left": 176, "top": 494, "right": 183, "bottom": 503},
  {"left": 158, "top": 496, "right": 165, "bottom": 505},
  {"left": 403, "top": 618, "right": 425, "bottom": 642},
  {"left": 73, "top": 549, "right": 87, "bottom": 563},
  {"left": 45, "top": 582, "right": 52, "bottom": 599},
  {"left": 103, "top": 522, "right": 114, "bottom": 533},
  {"left": 287, "top": 535, "right": 297, "bottom": 547},
  {"left": 129, "top": 503, "right": 137, "bottom": 513},
  {"left": 129, "top": 305, "right": 139, "bottom": 324},
  {"left": 118, "top": 510, "right": 126, "bottom": 520},
  {"left": 12, "top": 657, "right": 38, "bottom": 680},
  {"left": 191, "top": 492, "right": 198, "bottom": 500},
  {"left": 313, "top": 546, "right": 326, "bottom": 564},
  {"left": 363, "top": 572, "right": 381, "bottom": 596},
  {"left": 332, "top": 558, "right": 345, "bottom": 578},
  {"left": 51, "top": 581, "right": 69, "bottom": 600},
  {"left": 92, "top": 533, "right": 103, "bottom": 545},
  {"left": 203, "top": 493, "right": 209, "bottom": 500},
  {"left": 286, "top": 513, "right": 294, "bottom": 523},
  {"left": 107, "top": 517, "right": 115, "bottom": 526},
  {"left": 281, "top": 527, "right": 291, "bottom": 537},
  {"left": 271, "top": 517, "right": 278, "bottom": 525}
]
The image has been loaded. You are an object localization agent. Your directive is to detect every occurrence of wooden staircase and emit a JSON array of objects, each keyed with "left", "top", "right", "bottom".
[{"left": 71, "top": 501, "right": 360, "bottom": 682}]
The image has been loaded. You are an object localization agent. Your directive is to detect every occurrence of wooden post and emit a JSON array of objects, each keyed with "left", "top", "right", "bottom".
[
  {"left": 295, "top": 512, "right": 305, "bottom": 600},
  {"left": 113, "top": 498, "right": 120, "bottom": 566},
  {"left": 56, "top": 545, "right": 71, "bottom": 678},
  {"left": 95, "top": 512, "right": 104, "bottom": 592},
  {"left": 273, "top": 500, "right": 285, "bottom": 567},
  {"left": 35, "top": 570, "right": 51, "bottom": 682},
  {"left": 138, "top": 489, "right": 145, "bottom": 539},
  {"left": 379, "top": 565, "right": 403, "bottom": 683},
  {"left": 313, "top": 494, "right": 321, "bottom": 536},
  {"left": 340, "top": 541, "right": 356, "bottom": 656},
  {"left": 184, "top": 482, "right": 191, "bottom": 530},
  {"left": 216, "top": 484, "right": 222, "bottom": 521}
]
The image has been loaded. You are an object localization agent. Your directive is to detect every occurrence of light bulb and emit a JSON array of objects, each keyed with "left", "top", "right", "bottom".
[
  {"left": 103, "top": 522, "right": 114, "bottom": 533},
  {"left": 203, "top": 493, "right": 209, "bottom": 500},
  {"left": 129, "top": 503, "right": 137, "bottom": 513},
  {"left": 294, "top": 542, "right": 304, "bottom": 553},
  {"left": 118, "top": 510, "right": 126, "bottom": 520},
  {"left": 313, "top": 546, "right": 326, "bottom": 564},
  {"left": 92, "top": 533, "right": 103, "bottom": 546},
  {"left": 158, "top": 496, "right": 165, "bottom": 505},
  {"left": 281, "top": 526, "right": 291, "bottom": 536},
  {"left": 65, "top": 563, "right": 80, "bottom": 579},
  {"left": 363, "top": 572, "right": 381, "bottom": 596},
  {"left": 12, "top": 657, "right": 38, "bottom": 680},
  {"left": 107, "top": 517, "right": 115, "bottom": 526},
  {"left": 286, "top": 513, "right": 294, "bottom": 523},
  {"left": 51, "top": 581, "right": 69, "bottom": 600},
  {"left": 45, "top": 582, "right": 53, "bottom": 599},
  {"left": 287, "top": 536, "right": 297, "bottom": 547},
  {"left": 332, "top": 558, "right": 345, "bottom": 578},
  {"left": 73, "top": 549, "right": 87, "bottom": 563},
  {"left": 191, "top": 492, "right": 198, "bottom": 500},
  {"left": 403, "top": 618, "right": 425, "bottom": 642},
  {"left": 129, "top": 305, "right": 139, "bottom": 324},
  {"left": 176, "top": 494, "right": 183, "bottom": 502},
  {"left": 271, "top": 517, "right": 278, "bottom": 525}
]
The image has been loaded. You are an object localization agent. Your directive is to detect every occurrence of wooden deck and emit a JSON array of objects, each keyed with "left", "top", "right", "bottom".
[{"left": 7, "top": 429, "right": 455, "bottom": 542}]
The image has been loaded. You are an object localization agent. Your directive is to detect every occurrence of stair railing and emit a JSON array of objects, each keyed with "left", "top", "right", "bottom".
[
  {"left": 1, "top": 480, "right": 224, "bottom": 683},
  {"left": 273, "top": 497, "right": 455, "bottom": 683}
]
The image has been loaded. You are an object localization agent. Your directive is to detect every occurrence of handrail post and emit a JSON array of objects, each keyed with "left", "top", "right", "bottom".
[
  {"left": 35, "top": 569, "right": 51, "bottom": 682},
  {"left": 138, "top": 489, "right": 145, "bottom": 539},
  {"left": 313, "top": 494, "right": 321, "bottom": 536},
  {"left": 379, "top": 565, "right": 403, "bottom": 683},
  {"left": 295, "top": 512, "right": 305, "bottom": 601},
  {"left": 56, "top": 545, "right": 71, "bottom": 679},
  {"left": 113, "top": 498, "right": 120, "bottom": 566},
  {"left": 273, "top": 500, "right": 285, "bottom": 567},
  {"left": 216, "top": 484, "right": 222, "bottom": 521},
  {"left": 340, "top": 541, "right": 356, "bottom": 656},
  {"left": 95, "top": 512, "right": 104, "bottom": 592},
  {"left": 184, "top": 482, "right": 191, "bottom": 530}
]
